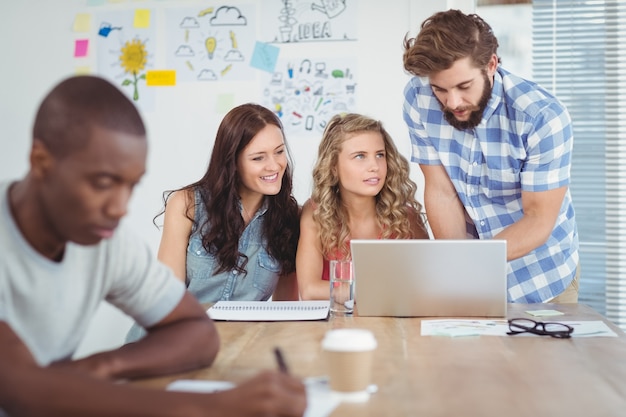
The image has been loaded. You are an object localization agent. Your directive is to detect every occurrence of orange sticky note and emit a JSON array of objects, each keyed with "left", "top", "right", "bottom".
[
  {"left": 134, "top": 9, "right": 151, "bottom": 28},
  {"left": 146, "top": 70, "right": 176, "bottom": 86},
  {"left": 73, "top": 13, "right": 92, "bottom": 32},
  {"left": 74, "top": 39, "right": 89, "bottom": 57}
]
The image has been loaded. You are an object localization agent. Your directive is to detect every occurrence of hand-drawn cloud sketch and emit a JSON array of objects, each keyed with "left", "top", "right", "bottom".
[
  {"left": 261, "top": 57, "right": 357, "bottom": 137},
  {"left": 198, "top": 69, "right": 218, "bottom": 81},
  {"left": 210, "top": 6, "right": 248, "bottom": 26},
  {"left": 167, "top": 4, "right": 256, "bottom": 82},
  {"left": 224, "top": 50, "right": 245, "bottom": 61},
  {"left": 180, "top": 17, "right": 199, "bottom": 28},
  {"left": 261, "top": 0, "right": 357, "bottom": 43},
  {"left": 175, "top": 45, "right": 194, "bottom": 57}
]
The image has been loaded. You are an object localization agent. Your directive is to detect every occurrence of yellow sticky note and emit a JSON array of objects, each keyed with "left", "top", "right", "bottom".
[
  {"left": 134, "top": 9, "right": 151, "bottom": 28},
  {"left": 146, "top": 70, "right": 176, "bottom": 86},
  {"left": 73, "top": 13, "right": 92, "bottom": 32},
  {"left": 75, "top": 66, "right": 92, "bottom": 75}
]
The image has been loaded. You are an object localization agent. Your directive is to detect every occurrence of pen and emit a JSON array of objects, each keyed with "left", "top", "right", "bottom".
[{"left": 273, "top": 347, "right": 290, "bottom": 374}]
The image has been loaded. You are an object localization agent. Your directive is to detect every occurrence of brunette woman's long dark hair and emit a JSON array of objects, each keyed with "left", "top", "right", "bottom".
[{"left": 156, "top": 103, "right": 300, "bottom": 276}]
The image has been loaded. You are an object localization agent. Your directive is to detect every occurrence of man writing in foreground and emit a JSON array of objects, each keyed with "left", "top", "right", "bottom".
[
  {"left": 402, "top": 9, "right": 579, "bottom": 303},
  {"left": 0, "top": 75, "right": 305, "bottom": 417}
]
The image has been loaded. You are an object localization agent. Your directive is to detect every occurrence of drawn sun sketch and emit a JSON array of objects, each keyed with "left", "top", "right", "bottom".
[{"left": 167, "top": 4, "right": 256, "bottom": 82}]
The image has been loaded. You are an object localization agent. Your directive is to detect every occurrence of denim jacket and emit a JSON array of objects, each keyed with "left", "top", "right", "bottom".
[
  {"left": 124, "top": 190, "right": 283, "bottom": 344},
  {"left": 186, "top": 189, "right": 281, "bottom": 303}
]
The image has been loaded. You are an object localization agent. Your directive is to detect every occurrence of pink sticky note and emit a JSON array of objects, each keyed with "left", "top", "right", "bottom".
[{"left": 74, "top": 39, "right": 89, "bottom": 57}]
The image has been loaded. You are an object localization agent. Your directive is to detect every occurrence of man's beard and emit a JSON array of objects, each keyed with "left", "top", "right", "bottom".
[{"left": 439, "top": 72, "right": 493, "bottom": 130}]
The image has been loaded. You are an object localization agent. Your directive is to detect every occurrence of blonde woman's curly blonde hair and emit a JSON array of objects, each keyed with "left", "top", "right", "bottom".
[{"left": 312, "top": 113, "right": 426, "bottom": 259}]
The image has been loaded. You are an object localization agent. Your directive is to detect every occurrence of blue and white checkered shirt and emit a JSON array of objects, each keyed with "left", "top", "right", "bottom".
[{"left": 402, "top": 67, "right": 579, "bottom": 303}]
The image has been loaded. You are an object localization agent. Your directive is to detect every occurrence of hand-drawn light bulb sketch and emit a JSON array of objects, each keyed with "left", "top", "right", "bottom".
[
  {"left": 168, "top": 4, "right": 255, "bottom": 82},
  {"left": 205, "top": 36, "right": 217, "bottom": 59}
]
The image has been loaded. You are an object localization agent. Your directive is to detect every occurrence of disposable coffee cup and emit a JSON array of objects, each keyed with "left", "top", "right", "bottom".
[{"left": 321, "top": 328, "right": 377, "bottom": 401}]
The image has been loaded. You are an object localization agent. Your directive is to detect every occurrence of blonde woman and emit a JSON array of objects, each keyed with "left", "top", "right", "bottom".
[{"left": 297, "top": 113, "right": 429, "bottom": 300}]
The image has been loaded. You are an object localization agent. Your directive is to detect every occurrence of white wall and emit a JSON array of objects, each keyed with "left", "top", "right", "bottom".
[{"left": 0, "top": 0, "right": 474, "bottom": 357}]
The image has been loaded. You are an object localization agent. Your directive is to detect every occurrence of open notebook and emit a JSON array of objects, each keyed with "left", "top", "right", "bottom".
[{"left": 207, "top": 300, "right": 330, "bottom": 321}]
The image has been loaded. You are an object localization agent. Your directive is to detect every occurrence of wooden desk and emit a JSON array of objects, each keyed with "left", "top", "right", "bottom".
[{"left": 134, "top": 304, "right": 626, "bottom": 416}]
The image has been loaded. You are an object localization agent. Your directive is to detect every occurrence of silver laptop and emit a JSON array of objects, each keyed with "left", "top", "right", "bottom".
[{"left": 351, "top": 240, "right": 507, "bottom": 317}]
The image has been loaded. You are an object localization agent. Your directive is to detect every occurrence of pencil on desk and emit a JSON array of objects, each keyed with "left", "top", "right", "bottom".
[{"left": 273, "top": 347, "right": 290, "bottom": 374}]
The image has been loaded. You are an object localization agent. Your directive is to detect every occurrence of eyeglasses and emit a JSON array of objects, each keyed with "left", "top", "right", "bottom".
[{"left": 507, "top": 318, "right": 574, "bottom": 339}]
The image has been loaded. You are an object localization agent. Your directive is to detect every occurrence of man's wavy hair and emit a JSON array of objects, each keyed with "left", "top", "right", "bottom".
[
  {"left": 157, "top": 103, "right": 299, "bottom": 276},
  {"left": 403, "top": 9, "right": 500, "bottom": 77},
  {"left": 312, "top": 113, "right": 425, "bottom": 259}
]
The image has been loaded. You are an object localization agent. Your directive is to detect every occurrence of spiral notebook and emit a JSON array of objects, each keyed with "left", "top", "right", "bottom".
[{"left": 207, "top": 300, "right": 330, "bottom": 321}]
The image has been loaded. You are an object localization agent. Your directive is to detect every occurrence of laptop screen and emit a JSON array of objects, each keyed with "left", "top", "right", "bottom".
[{"left": 350, "top": 239, "right": 507, "bottom": 317}]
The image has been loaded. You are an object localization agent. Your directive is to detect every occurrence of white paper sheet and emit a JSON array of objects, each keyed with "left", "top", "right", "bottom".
[
  {"left": 167, "top": 377, "right": 341, "bottom": 417},
  {"left": 420, "top": 319, "right": 618, "bottom": 338}
]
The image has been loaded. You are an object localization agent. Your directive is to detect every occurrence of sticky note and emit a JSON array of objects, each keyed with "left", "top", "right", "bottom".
[
  {"left": 525, "top": 309, "right": 565, "bottom": 317},
  {"left": 87, "top": 0, "right": 106, "bottom": 5},
  {"left": 134, "top": 9, "right": 151, "bottom": 28},
  {"left": 74, "top": 39, "right": 89, "bottom": 58},
  {"left": 146, "top": 70, "right": 176, "bottom": 86},
  {"left": 216, "top": 94, "right": 235, "bottom": 114},
  {"left": 250, "top": 41, "right": 279, "bottom": 73},
  {"left": 73, "top": 13, "right": 92, "bottom": 32},
  {"left": 75, "top": 66, "right": 92, "bottom": 75}
]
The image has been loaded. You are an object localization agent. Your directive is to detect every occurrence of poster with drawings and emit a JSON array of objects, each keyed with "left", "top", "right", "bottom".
[
  {"left": 261, "top": 57, "right": 357, "bottom": 137},
  {"left": 96, "top": 10, "right": 157, "bottom": 111},
  {"left": 261, "top": 0, "right": 357, "bottom": 43},
  {"left": 166, "top": 4, "right": 256, "bottom": 82}
]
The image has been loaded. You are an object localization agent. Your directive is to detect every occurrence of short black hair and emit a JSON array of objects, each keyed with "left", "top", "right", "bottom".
[{"left": 32, "top": 75, "right": 146, "bottom": 157}]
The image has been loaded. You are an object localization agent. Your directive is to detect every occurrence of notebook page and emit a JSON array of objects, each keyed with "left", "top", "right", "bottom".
[{"left": 207, "top": 300, "right": 330, "bottom": 321}]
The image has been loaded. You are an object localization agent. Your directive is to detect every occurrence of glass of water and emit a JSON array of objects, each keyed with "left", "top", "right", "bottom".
[{"left": 329, "top": 259, "right": 354, "bottom": 315}]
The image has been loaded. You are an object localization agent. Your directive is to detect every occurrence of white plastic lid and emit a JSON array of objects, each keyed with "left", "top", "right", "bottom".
[{"left": 321, "top": 328, "right": 377, "bottom": 352}]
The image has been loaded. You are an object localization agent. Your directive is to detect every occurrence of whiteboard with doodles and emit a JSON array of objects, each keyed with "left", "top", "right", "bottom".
[
  {"left": 261, "top": 57, "right": 357, "bottom": 137},
  {"left": 260, "top": 0, "right": 358, "bottom": 43},
  {"left": 165, "top": 4, "right": 257, "bottom": 82}
]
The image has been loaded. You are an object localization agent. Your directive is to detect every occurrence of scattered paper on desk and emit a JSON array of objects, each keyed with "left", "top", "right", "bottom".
[
  {"left": 566, "top": 321, "right": 618, "bottom": 337},
  {"left": 167, "top": 378, "right": 340, "bottom": 417},
  {"left": 525, "top": 309, "right": 565, "bottom": 317},
  {"left": 421, "top": 319, "right": 618, "bottom": 337},
  {"left": 168, "top": 379, "right": 234, "bottom": 393},
  {"left": 421, "top": 319, "right": 508, "bottom": 337}
]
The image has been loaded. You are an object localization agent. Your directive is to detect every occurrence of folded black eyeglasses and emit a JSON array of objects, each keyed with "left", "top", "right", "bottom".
[{"left": 507, "top": 318, "right": 574, "bottom": 339}]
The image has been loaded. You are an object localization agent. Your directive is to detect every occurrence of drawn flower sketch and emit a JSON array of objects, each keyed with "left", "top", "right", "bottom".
[
  {"left": 96, "top": 10, "right": 156, "bottom": 110},
  {"left": 119, "top": 38, "right": 148, "bottom": 101}
]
